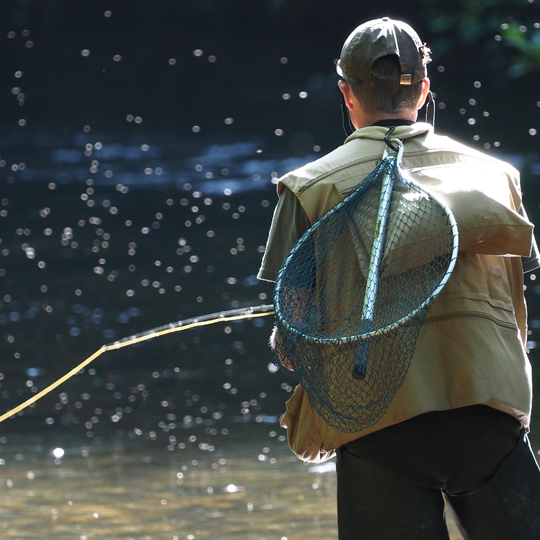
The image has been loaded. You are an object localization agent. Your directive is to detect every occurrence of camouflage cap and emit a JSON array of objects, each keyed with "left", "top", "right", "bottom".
[{"left": 337, "top": 17, "right": 431, "bottom": 85}]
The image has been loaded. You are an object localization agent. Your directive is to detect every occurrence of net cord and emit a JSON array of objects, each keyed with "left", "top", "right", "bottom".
[
  {"left": 0, "top": 304, "right": 275, "bottom": 424},
  {"left": 274, "top": 139, "right": 459, "bottom": 344}
]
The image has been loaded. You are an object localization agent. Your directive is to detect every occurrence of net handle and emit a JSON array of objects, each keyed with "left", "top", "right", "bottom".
[
  {"left": 360, "top": 139, "right": 404, "bottom": 322},
  {"left": 354, "top": 139, "right": 404, "bottom": 378}
]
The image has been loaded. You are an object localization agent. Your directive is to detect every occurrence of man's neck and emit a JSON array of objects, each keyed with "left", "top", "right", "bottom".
[
  {"left": 371, "top": 119, "right": 416, "bottom": 127},
  {"left": 353, "top": 110, "right": 418, "bottom": 130}
]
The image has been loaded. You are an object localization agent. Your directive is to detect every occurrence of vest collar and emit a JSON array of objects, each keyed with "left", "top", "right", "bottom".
[{"left": 344, "top": 122, "right": 433, "bottom": 145}]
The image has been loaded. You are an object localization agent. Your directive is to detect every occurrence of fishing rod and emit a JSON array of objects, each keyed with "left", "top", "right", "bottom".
[{"left": 0, "top": 304, "right": 275, "bottom": 424}]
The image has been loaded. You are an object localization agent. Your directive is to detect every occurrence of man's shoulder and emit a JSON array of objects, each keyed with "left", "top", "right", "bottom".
[
  {"left": 422, "top": 131, "right": 519, "bottom": 176},
  {"left": 295, "top": 139, "right": 379, "bottom": 173},
  {"left": 278, "top": 130, "right": 387, "bottom": 196},
  {"left": 278, "top": 125, "right": 520, "bottom": 196}
]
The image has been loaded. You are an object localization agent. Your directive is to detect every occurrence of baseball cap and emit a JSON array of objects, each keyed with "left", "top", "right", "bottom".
[{"left": 337, "top": 17, "right": 431, "bottom": 85}]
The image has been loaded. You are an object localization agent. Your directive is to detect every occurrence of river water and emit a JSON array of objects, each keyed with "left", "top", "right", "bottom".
[
  {"left": 0, "top": 127, "right": 538, "bottom": 539},
  {"left": 0, "top": 431, "right": 472, "bottom": 540}
]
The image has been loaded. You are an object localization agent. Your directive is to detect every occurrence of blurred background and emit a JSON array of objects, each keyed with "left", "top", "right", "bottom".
[{"left": 0, "top": 1, "right": 539, "bottom": 538}]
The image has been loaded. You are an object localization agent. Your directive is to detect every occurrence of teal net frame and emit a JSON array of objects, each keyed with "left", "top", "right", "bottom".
[{"left": 274, "top": 138, "right": 459, "bottom": 433}]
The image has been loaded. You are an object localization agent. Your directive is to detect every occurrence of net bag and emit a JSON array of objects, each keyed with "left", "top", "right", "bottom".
[{"left": 273, "top": 138, "right": 459, "bottom": 433}]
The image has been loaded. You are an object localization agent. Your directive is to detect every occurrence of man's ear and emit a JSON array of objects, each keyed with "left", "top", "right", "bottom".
[
  {"left": 417, "top": 78, "right": 431, "bottom": 110},
  {"left": 338, "top": 79, "right": 355, "bottom": 112}
]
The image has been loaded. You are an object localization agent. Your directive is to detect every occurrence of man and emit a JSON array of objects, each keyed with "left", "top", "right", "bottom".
[{"left": 258, "top": 17, "right": 540, "bottom": 540}]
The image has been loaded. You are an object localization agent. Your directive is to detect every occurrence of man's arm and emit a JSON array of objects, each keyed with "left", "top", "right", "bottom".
[
  {"left": 258, "top": 185, "right": 312, "bottom": 370},
  {"left": 257, "top": 185, "right": 311, "bottom": 282}
]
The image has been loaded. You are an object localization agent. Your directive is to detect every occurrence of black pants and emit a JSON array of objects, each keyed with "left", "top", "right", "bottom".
[{"left": 337, "top": 405, "right": 540, "bottom": 539}]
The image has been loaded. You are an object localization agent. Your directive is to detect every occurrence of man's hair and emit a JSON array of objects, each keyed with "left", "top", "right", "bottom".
[{"left": 348, "top": 55, "right": 424, "bottom": 114}]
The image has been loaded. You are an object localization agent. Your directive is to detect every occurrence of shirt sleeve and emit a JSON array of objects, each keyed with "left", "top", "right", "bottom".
[
  {"left": 257, "top": 185, "right": 311, "bottom": 282},
  {"left": 519, "top": 204, "right": 540, "bottom": 273}
]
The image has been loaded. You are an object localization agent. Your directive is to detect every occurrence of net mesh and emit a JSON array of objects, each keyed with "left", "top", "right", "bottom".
[{"left": 274, "top": 154, "right": 458, "bottom": 433}]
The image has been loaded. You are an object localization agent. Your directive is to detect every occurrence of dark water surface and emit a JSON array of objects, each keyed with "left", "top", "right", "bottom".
[{"left": 0, "top": 126, "right": 328, "bottom": 538}]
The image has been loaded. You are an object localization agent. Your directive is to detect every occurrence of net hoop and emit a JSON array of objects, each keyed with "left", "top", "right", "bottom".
[
  {"left": 272, "top": 136, "right": 461, "bottom": 432},
  {"left": 274, "top": 138, "right": 459, "bottom": 344}
]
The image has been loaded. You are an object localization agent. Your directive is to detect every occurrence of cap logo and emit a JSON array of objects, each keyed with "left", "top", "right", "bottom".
[{"left": 400, "top": 74, "right": 412, "bottom": 85}]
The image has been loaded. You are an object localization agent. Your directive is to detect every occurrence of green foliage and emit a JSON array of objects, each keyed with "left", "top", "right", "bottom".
[
  {"left": 423, "top": 0, "right": 540, "bottom": 77},
  {"left": 501, "top": 21, "right": 540, "bottom": 76}
]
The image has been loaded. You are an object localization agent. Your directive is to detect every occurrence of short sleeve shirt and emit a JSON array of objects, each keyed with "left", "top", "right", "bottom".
[
  {"left": 257, "top": 185, "right": 311, "bottom": 282},
  {"left": 519, "top": 205, "right": 540, "bottom": 272}
]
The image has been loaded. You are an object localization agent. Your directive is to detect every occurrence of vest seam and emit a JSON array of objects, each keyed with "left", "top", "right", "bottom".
[{"left": 425, "top": 311, "right": 518, "bottom": 331}]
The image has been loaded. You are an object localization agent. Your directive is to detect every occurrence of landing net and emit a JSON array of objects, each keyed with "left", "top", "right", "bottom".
[{"left": 274, "top": 141, "right": 459, "bottom": 433}]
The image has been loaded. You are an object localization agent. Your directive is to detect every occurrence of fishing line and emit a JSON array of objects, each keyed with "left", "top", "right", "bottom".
[{"left": 0, "top": 304, "right": 275, "bottom": 424}]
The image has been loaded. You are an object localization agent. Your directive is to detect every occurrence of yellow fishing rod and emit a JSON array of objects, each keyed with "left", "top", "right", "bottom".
[{"left": 0, "top": 304, "right": 275, "bottom": 424}]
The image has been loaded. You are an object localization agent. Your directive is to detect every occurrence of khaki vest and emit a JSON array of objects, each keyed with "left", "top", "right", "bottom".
[{"left": 278, "top": 124, "right": 534, "bottom": 463}]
